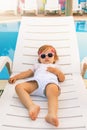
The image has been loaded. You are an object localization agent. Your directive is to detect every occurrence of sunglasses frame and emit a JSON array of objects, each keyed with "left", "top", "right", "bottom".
[{"left": 40, "top": 52, "right": 54, "bottom": 59}]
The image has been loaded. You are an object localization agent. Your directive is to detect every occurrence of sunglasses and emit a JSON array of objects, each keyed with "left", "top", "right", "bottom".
[{"left": 40, "top": 53, "right": 54, "bottom": 59}]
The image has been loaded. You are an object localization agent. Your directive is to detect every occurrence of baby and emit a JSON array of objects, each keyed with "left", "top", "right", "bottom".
[{"left": 9, "top": 44, "right": 65, "bottom": 127}]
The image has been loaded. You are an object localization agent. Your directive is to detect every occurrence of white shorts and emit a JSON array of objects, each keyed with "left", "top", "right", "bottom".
[
  {"left": 15, "top": 75, "right": 60, "bottom": 97},
  {"left": 30, "top": 77, "right": 60, "bottom": 97}
]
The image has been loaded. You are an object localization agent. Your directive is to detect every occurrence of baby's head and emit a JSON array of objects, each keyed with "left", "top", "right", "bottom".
[{"left": 38, "top": 45, "right": 59, "bottom": 64}]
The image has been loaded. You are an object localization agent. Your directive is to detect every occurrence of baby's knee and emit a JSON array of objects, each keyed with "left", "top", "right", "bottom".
[
  {"left": 15, "top": 84, "right": 22, "bottom": 92},
  {"left": 46, "top": 84, "right": 59, "bottom": 97}
]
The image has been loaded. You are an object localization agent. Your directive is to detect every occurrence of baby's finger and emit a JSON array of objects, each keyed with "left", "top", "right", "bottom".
[{"left": 9, "top": 78, "right": 15, "bottom": 84}]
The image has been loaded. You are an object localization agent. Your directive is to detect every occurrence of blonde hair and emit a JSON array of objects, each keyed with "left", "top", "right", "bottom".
[{"left": 38, "top": 45, "right": 59, "bottom": 63}]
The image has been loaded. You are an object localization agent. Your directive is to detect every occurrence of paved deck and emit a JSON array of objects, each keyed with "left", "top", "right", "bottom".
[
  {"left": 0, "top": 12, "right": 87, "bottom": 22},
  {"left": 0, "top": 80, "right": 8, "bottom": 90}
]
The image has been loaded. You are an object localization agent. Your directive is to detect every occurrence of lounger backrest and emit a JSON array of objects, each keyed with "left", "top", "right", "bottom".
[
  {"left": 45, "top": 0, "right": 60, "bottom": 10},
  {"left": 24, "top": 0, "right": 37, "bottom": 10},
  {"left": 12, "top": 17, "right": 80, "bottom": 76},
  {"left": 73, "top": 0, "right": 81, "bottom": 10},
  {"left": 0, "top": 0, "right": 18, "bottom": 14}
]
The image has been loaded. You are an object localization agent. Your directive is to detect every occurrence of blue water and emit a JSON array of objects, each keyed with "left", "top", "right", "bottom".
[
  {"left": 0, "top": 22, "right": 20, "bottom": 79},
  {"left": 75, "top": 21, "right": 87, "bottom": 61},
  {"left": 0, "top": 20, "right": 87, "bottom": 79},
  {"left": 75, "top": 21, "right": 87, "bottom": 78}
]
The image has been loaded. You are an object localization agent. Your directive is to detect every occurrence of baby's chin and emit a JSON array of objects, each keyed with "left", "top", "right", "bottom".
[{"left": 43, "top": 61, "right": 53, "bottom": 64}]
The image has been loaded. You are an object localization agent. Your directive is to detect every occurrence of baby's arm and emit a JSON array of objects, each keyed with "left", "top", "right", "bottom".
[
  {"left": 8, "top": 69, "right": 34, "bottom": 84},
  {"left": 47, "top": 67, "right": 65, "bottom": 82}
]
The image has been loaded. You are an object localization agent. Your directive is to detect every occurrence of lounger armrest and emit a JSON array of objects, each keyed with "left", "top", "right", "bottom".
[{"left": 0, "top": 56, "right": 12, "bottom": 75}]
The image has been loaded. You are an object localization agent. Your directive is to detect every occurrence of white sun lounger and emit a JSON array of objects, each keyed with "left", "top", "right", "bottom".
[
  {"left": 0, "top": 16, "right": 87, "bottom": 130},
  {"left": 73, "top": 0, "right": 83, "bottom": 15},
  {"left": 44, "top": 0, "right": 61, "bottom": 15},
  {"left": 0, "top": 0, "right": 18, "bottom": 15},
  {"left": 21, "top": 0, "right": 38, "bottom": 15},
  {"left": 0, "top": 56, "right": 12, "bottom": 75}
]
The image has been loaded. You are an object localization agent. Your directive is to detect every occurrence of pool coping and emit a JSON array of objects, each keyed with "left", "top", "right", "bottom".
[{"left": 0, "top": 14, "right": 87, "bottom": 23}]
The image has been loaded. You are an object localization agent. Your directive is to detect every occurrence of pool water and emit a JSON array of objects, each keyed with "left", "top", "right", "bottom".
[
  {"left": 75, "top": 21, "right": 87, "bottom": 61},
  {"left": 75, "top": 21, "right": 87, "bottom": 78},
  {"left": 0, "top": 21, "right": 87, "bottom": 79},
  {"left": 0, "top": 22, "right": 20, "bottom": 79}
]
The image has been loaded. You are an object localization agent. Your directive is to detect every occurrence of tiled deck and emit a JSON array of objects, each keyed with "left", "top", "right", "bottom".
[
  {"left": 0, "top": 12, "right": 87, "bottom": 22},
  {"left": 0, "top": 80, "right": 8, "bottom": 90}
]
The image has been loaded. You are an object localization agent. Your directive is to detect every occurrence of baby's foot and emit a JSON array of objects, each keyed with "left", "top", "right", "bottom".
[
  {"left": 45, "top": 114, "right": 59, "bottom": 127},
  {"left": 29, "top": 104, "right": 40, "bottom": 120}
]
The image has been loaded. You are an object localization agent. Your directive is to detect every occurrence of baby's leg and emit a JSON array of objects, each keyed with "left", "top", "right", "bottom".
[
  {"left": 15, "top": 81, "right": 40, "bottom": 120},
  {"left": 45, "top": 84, "right": 59, "bottom": 127}
]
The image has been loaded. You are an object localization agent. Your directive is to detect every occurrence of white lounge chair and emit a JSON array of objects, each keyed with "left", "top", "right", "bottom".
[
  {"left": 73, "top": 0, "right": 83, "bottom": 15},
  {"left": 0, "top": 16, "right": 87, "bottom": 130},
  {"left": 0, "top": 56, "right": 12, "bottom": 75},
  {"left": 0, "top": 0, "right": 18, "bottom": 15},
  {"left": 44, "top": 0, "right": 61, "bottom": 15},
  {"left": 21, "top": 0, "right": 38, "bottom": 15}
]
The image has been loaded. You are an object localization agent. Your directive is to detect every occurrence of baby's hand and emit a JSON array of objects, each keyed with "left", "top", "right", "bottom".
[
  {"left": 8, "top": 77, "right": 17, "bottom": 84},
  {"left": 47, "top": 67, "right": 56, "bottom": 75}
]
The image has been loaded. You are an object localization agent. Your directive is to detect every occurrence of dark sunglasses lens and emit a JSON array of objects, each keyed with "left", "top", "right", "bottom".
[
  {"left": 41, "top": 54, "right": 46, "bottom": 59},
  {"left": 48, "top": 53, "right": 53, "bottom": 57}
]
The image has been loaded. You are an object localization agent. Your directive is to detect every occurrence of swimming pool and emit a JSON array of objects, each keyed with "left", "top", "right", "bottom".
[
  {"left": 0, "top": 21, "right": 20, "bottom": 79},
  {"left": 0, "top": 20, "right": 87, "bottom": 79}
]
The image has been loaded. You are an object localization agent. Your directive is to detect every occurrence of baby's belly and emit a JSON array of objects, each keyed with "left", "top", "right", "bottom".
[{"left": 34, "top": 70, "right": 57, "bottom": 81}]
